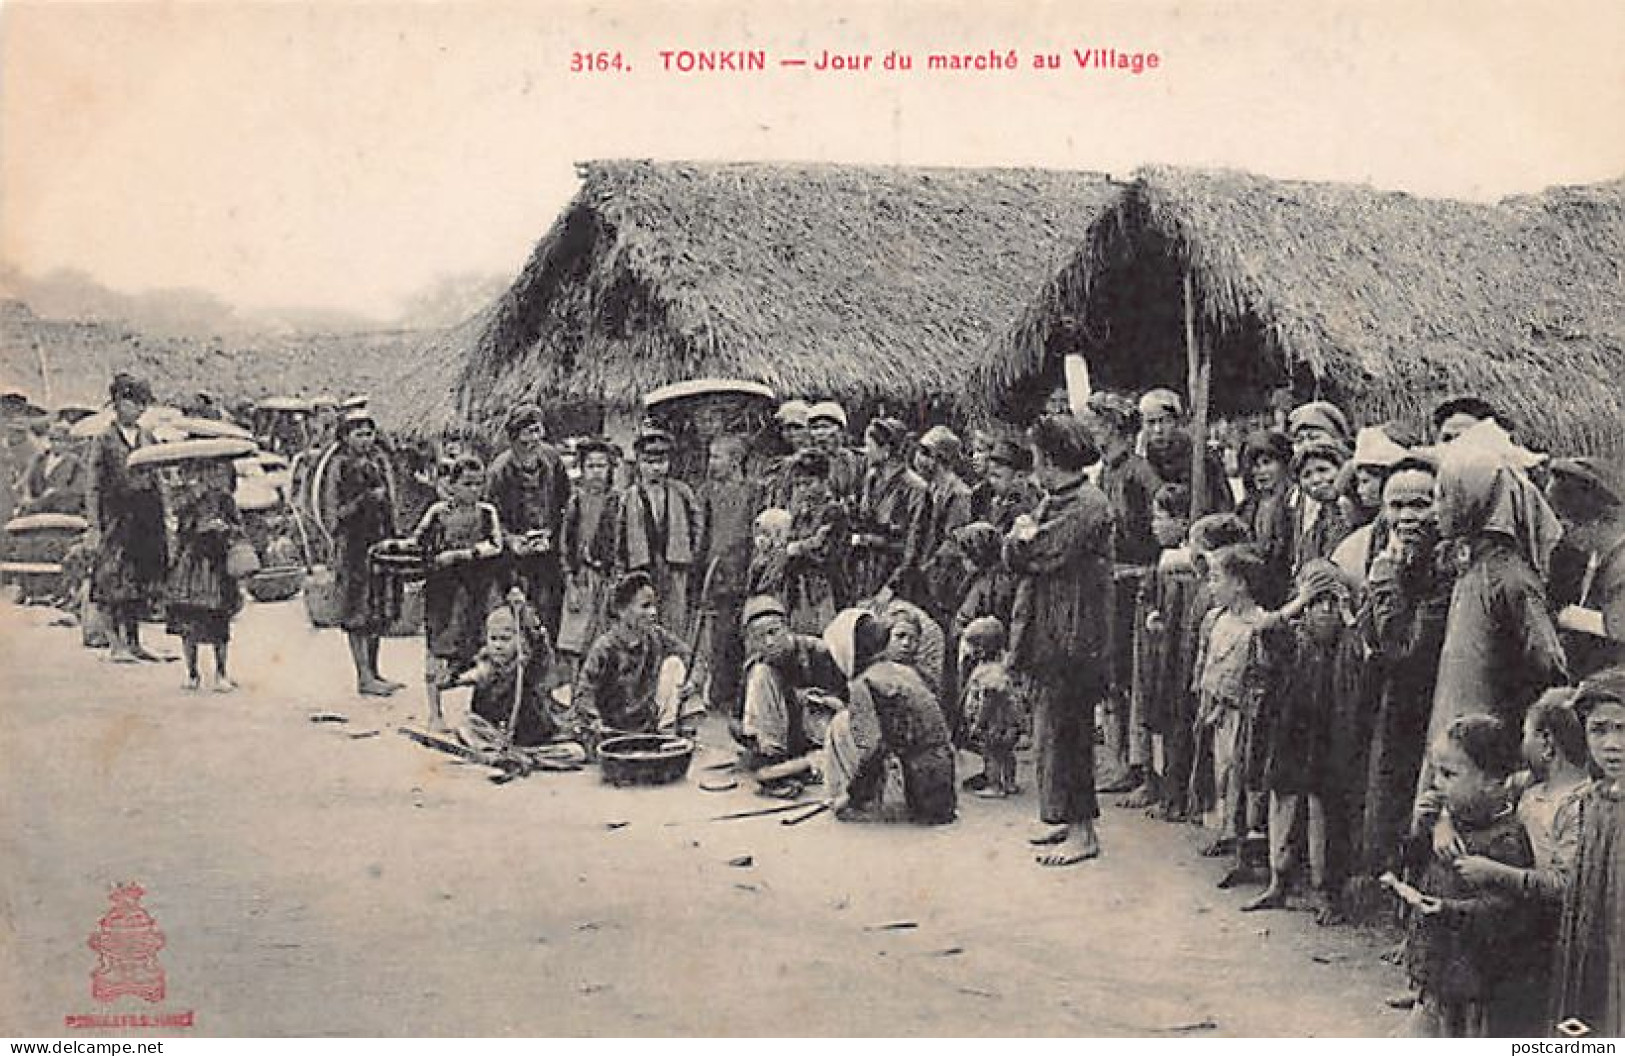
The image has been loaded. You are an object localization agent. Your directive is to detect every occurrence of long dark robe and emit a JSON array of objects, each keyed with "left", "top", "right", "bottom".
[
  {"left": 1550, "top": 780, "right": 1623, "bottom": 1039},
  {"left": 87, "top": 425, "right": 167, "bottom": 608},
  {"left": 486, "top": 445, "right": 571, "bottom": 631},
  {"left": 852, "top": 461, "right": 930, "bottom": 603},
  {"left": 329, "top": 449, "right": 400, "bottom": 634}
]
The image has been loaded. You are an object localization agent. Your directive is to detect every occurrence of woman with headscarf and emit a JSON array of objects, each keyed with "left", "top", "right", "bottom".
[
  {"left": 86, "top": 374, "right": 169, "bottom": 663},
  {"left": 327, "top": 409, "right": 404, "bottom": 696},
  {"left": 1425, "top": 438, "right": 1568, "bottom": 774},
  {"left": 1289, "top": 438, "right": 1354, "bottom": 577},
  {"left": 851, "top": 418, "right": 930, "bottom": 603},
  {"left": 1285, "top": 400, "right": 1353, "bottom": 455},
  {"left": 821, "top": 608, "right": 956, "bottom": 824}
]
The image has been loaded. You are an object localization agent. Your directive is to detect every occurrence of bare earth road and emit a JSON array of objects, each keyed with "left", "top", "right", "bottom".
[{"left": 1, "top": 598, "right": 1407, "bottom": 1037}]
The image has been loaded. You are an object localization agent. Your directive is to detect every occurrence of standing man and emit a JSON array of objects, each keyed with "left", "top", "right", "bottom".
[
  {"left": 806, "top": 401, "right": 864, "bottom": 510},
  {"left": 1085, "top": 391, "right": 1166, "bottom": 800},
  {"left": 607, "top": 428, "right": 704, "bottom": 638},
  {"left": 86, "top": 374, "right": 169, "bottom": 664},
  {"left": 699, "top": 435, "right": 759, "bottom": 715},
  {"left": 1005, "top": 415, "right": 1115, "bottom": 867},
  {"left": 486, "top": 403, "right": 572, "bottom": 634}
]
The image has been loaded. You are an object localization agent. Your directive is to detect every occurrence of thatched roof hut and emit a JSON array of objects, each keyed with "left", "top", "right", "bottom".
[
  {"left": 457, "top": 160, "right": 1124, "bottom": 431},
  {"left": 979, "top": 166, "right": 1625, "bottom": 456}
]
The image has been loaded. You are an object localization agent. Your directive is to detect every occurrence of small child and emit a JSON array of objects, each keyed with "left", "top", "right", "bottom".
[
  {"left": 1182, "top": 513, "right": 1252, "bottom": 829},
  {"left": 1453, "top": 689, "right": 1590, "bottom": 903},
  {"left": 1195, "top": 544, "right": 1299, "bottom": 887},
  {"left": 412, "top": 454, "right": 504, "bottom": 732},
  {"left": 959, "top": 616, "right": 1022, "bottom": 798},
  {"left": 1550, "top": 671, "right": 1625, "bottom": 1038},
  {"left": 446, "top": 590, "right": 581, "bottom": 762},
  {"left": 950, "top": 521, "right": 1013, "bottom": 637},
  {"left": 164, "top": 457, "right": 244, "bottom": 692},
  {"left": 1127, "top": 483, "right": 1193, "bottom": 814},
  {"left": 1400, "top": 714, "right": 1542, "bottom": 1037},
  {"left": 747, "top": 508, "right": 792, "bottom": 602},
  {"left": 1246, "top": 560, "right": 1362, "bottom": 917}
]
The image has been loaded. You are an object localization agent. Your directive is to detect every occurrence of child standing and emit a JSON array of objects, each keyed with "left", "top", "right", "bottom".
[
  {"left": 1402, "top": 714, "right": 1543, "bottom": 1037},
  {"left": 412, "top": 455, "right": 504, "bottom": 732},
  {"left": 165, "top": 457, "right": 244, "bottom": 692},
  {"left": 747, "top": 508, "right": 792, "bottom": 603},
  {"left": 1182, "top": 513, "right": 1252, "bottom": 827},
  {"left": 1129, "top": 483, "right": 1193, "bottom": 814},
  {"left": 1550, "top": 670, "right": 1625, "bottom": 1038},
  {"left": 1246, "top": 560, "right": 1363, "bottom": 918},
  {"left": 959, "top": 616, "right": 1022, "bottom": 798},
  {"left": 1195, "top": 545, "right": 1298, "bottom": 886},
  {"left": 557, "top": 438, "right": 618, "bottom": 669}
]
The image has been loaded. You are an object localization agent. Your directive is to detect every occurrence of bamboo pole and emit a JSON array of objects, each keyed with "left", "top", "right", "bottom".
[{"left": 1184, "top": 271, "right": 1212, "bottom": 518}]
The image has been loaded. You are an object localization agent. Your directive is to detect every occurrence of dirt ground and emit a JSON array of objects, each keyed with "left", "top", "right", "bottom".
[{"left": 0, "top": 596, "right": 1410, "bottom": 1037}]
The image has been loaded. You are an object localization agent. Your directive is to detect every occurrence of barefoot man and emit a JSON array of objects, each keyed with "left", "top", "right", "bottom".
[{"left": 1004, "top": 414, "right": 1114, "bottom": 867}]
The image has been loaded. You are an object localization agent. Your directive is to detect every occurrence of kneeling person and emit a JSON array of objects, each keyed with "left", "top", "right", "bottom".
[
  {"left": 571, "top": 572, "right": 704, "bottom": 756},
  {"left": 735, "top": 595, "right": 846, "bottom": 784}
]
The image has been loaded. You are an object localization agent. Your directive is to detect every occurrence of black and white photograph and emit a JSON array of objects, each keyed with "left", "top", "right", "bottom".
[{"left": 1, "top": 0, "right": 1622, "bottom": 1040}]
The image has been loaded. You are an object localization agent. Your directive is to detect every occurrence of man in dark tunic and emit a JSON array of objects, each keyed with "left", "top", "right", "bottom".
[
  {"left": 1086, "top": 391, "right": 1166, "bottom": 797},
  {"left": 735, "top": 595, "right": 846, "bottom": 766},
  {"left": 1005, "top": 415, "right": 1114, "bottom": 866},
  {"left": 806, "top": 401, "right": 865, "bottom": 512},
  {"left": 485, "top": 403, "right": 571, "bottom": 634},
  {"left": 571, "top": 572, "right": 701, "bottom": 754},
  {"left": 605, "top": 429, "right": 704, "bottom": 638},
  {"left": 86, "top": 374, "right": 169, "bottom": 664}
]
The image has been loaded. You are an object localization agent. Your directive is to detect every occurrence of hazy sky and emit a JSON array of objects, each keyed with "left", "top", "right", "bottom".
[{"left": 3, "top": 0, "right": 1622, "bottom": 318}]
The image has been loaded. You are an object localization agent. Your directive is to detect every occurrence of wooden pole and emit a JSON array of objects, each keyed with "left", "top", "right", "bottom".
[{"left": 1184, "top": 271, "right": 1212, "bottom": 518}]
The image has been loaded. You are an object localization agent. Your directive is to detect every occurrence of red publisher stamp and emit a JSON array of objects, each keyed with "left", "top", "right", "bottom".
[{"left": 88, "top": 883, "right": 166, "bottom": 1004}]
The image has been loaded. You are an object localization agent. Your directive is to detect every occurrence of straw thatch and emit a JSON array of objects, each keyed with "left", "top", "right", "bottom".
[
  {"left": 980, "top": 166, "right": 1625, "bottom": 455},
  {"left": 457, "top": 160, "right": 1124, "bottom": 429}
]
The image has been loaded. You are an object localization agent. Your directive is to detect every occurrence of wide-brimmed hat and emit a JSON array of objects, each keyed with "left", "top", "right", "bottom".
[{"left": 807, "top": 401, "right": 847, "bottom": 427}]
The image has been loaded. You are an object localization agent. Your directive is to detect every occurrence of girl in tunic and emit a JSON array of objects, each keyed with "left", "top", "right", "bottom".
[
  {"left": 164, "top": 457, "right": 243, "bottom": 692},
  {"left": 1235, "top": 430, "right": 1295, "bottom": 608},
  {"left": 328, "top": 411, "right": 403, "bottom": 696},
  {"left": 821, "top": 608, "right": 956, "bottom": 825},
  {"left": 557, "top": 439, "right": 619, "bottom": 665},
  {"left": 87, "top": 374, "right": 169, "bottom": 664},
  {"left": 412, "top": 454, "right": 503, "bottom": 732},
  {"left": 1550, "top": 670, "right": 1625, "bottom": 1039}
]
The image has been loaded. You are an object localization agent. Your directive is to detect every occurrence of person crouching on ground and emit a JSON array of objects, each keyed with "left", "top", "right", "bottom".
[
  {"left": 412, "top": 454, "right": 504, "bottom": 733},
  {"left": 960, "top": 616, "right": 1022, "bottom": 799},
  {"left": 821, "top": 607, "right": 956, "bottom": 824},
  {"left": 734, "top": 594, "right": 846, "bottom": 797},
  {"left": 443, "top": 590, "right": 584, "bottom": 764},
  {"left": 165, "top": 456, "right": 244, "bottom": 692},
  {"left": 570, "top": 572, "right": 704, "bottom": 758}
]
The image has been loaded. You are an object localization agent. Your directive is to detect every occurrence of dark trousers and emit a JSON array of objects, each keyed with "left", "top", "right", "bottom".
[
  {"left": 707, "top": 592, "right": 747, "bottom": 717},
  {"left": 1033, "top": 674, "right": 1101, "bottom": 825}
]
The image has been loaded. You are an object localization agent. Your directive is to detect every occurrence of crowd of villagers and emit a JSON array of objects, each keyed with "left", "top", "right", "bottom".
[{"left": 20, "top": 367, "right": 1625, "bottom": 1039}]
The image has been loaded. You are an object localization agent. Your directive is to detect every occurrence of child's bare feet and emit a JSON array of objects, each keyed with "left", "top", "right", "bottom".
[
  {"left": 212, "top": 676, "right": 238, "bottom": 694},
  {"left": 181, "top": 673, "right": 201, "bottom": 692}
]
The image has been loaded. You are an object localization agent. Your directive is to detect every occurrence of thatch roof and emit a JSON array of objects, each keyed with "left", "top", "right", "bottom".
[
  {"left": 0, "top": 299, "right": 459, "bottom": 437},
  {"left": 457, "top": 160, "right": 1124, "bottom": 428},
  {"left": 979, "top": 166, "right": 1625, "bottom": 455}
]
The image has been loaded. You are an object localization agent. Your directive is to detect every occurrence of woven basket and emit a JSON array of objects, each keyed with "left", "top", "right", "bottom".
[
  {"left": 384, "top": 580, "right": 425, "bottom": 637},
  {"left": 246, "top": 565, "right": 304, "bottom": 603},
  {"left": 303, "top": 564, "right": 343, "bottom": 628}
]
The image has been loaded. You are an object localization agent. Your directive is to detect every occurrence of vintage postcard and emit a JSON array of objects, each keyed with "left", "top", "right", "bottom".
[{"left": 2, "top": 0, "right": 1622, "bottom": 1040}]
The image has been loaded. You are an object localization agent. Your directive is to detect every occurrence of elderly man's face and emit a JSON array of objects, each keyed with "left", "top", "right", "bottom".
[{"left": 113, "top": 397, "right": 145, "bottom": 428}]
